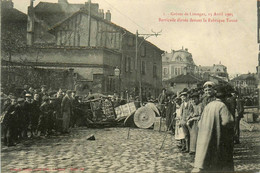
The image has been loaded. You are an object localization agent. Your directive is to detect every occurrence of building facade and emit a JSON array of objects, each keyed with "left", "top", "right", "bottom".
[
  {"left": 162, "top": 48, "right": 196, "bottom": 81},
  {"left": 2, "top": 0, "right": 163, "bottom": 98},
  {"left": 230, "top": 73, "right": 258, "bottom": 96},
  {"left": 197, "top": 62, "right": 229, "bottom": 82}
]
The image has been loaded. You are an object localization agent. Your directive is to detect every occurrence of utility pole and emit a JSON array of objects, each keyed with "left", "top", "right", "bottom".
[
  {"left": 135, "top": 29, "right": 162, "bottom": 105},
  {"left": 88, "top": 0, "right": 91, "bottom": 46}
]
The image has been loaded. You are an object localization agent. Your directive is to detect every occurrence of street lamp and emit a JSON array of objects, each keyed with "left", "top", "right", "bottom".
[{"left": 114, "top": 66, "right": 120, "bottom": 95}]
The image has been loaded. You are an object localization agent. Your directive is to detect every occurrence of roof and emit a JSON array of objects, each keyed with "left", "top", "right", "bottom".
[
  {"left": 164, "top": 74, "right": 203, "bottom": 84},
  {"left": 209, "top": 75, "right": 228, "bottom": 83},
  {"left": 1, "top": 8, "right": 27, "bottom": 22},
  {"left": 34, "top": 2, "right": 85, "bottom": 27},
  {"left": 231, "top": 74, "right": 257, "bottom": 81},
  {"left": 162, "top": 49, "right": 195, "bottom": 64}
]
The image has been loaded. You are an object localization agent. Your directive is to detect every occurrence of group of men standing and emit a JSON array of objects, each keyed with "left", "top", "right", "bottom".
[
  {"left": 159, "top": 81, "right": 244, "bottom": 172},
  {"left": 1, "top": 85, "right": 80, "bottom": 147}
]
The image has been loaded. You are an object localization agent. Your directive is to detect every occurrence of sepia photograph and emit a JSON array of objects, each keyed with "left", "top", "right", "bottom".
[{"left": 1, "top": 0, "right": 260, "bottom": 172}]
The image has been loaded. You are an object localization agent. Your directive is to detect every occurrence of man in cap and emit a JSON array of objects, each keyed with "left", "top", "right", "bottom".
[
  {"left": 201, "top": 81, "right": 216, "bottom": 111},
  {"left": 61, "top": 90, "right": 72, "bottom": 133},
  {"left": 179, "top": 91, "right": 193, "bottom": 153},
  {"left": 192, "top": 85, "right": 234, "bottom": 172}
]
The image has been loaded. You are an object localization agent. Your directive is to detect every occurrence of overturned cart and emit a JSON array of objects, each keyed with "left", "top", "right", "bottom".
[{"left": 82, "top": 96, "right": 117, "bottom": 128}]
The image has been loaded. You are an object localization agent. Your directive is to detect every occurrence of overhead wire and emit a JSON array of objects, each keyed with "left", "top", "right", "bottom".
[{"left": 100, "top": 0, "right": 150, "bottom": 33}]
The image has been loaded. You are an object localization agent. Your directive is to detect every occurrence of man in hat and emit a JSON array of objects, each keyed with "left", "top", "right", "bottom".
[
  {"left": 38, "top": 96, "right": 50, "bottom": 136},
  {"left": 187, "top": 92, "right": 202, "bottom": 155},
  {"left": 61, "top": 90, "right": 72, "bottom": 133},
  {"left": 179, "top": 91, "right": 193, "bottom": 153},
  {"left": 16, "top": 98, "right": 25, "bottom": 141},
  {"left": 2, "top": 97, "right": 18, "bottom": 146},
  {"left": 47, "top": 97, "right": 57, "bottom": 135},
  {"left": 192, "top": 85, "right": 234, "bottom": 172},
  {"left": 165, "top": 94, "right": 176, "bottom": 134},
  {"left": 39, "top": 85, "right": 48, "bottom": 104},
  {"left": 30, "top": 93, "right": 41, "bottom": 136},
  {"left": 158, "top": 88, "right": 167, "bottom": 117},
  {"left": 21, "top": 93, "right": 33, "bottom": 138},
  {"left": 201, "top": 81, "right": 216, "bottom": 111},
  {"left": 233, "top": 91, "right": 244, "bottom": 144}
]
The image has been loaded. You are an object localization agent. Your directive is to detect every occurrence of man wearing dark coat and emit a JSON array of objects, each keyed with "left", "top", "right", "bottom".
[
  {"left": 233, "top": 91, "right": 244, "bottom": 144},
  {"left": 61, "top": 90, "right": 72, "bottom": 133},
  {"left": 30, "top": 93, "right": 41, "bottom": 136},
  {"left": 2, "top": 98, "right": 18, "bottom": 146},
  {"left": 192, "top": 85, "right": 234, "bottom": 172},
  {"left": 158, "top": 88, "right": 167, "bottom": 118},
  {"left": 165, "top": 95, "right": 176, "bottom": 133}
]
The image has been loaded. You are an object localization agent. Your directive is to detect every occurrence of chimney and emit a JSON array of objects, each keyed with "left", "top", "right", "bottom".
[
  {"left": 105, "top": 10, "right": 111, "bottom": 21},
  {"left": 99, "top": 9, "right": 104, "bottom": 19},
  {"left": 58, "top": 0, "right": 68, "bottom": 4},
  {"left": 27, "top": 0, "right": 35, "bottom": 46},
  {"left": 2, "top": 0, "right": 14, "bottom": 9}
]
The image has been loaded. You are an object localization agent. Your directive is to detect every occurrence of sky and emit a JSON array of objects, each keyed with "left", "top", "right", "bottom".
[{"left": 12, "top": 0, "right": 259, "bottom": 76}]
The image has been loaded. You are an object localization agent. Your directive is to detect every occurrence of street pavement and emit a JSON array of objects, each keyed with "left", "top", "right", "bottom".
[{"left": 1, "top": 122, "right": 260, "bottom": 173}]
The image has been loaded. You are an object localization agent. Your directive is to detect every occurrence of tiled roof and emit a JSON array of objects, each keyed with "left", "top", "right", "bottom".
[{"left": 231, "top": 74, "right": 256, "bottom": 81}]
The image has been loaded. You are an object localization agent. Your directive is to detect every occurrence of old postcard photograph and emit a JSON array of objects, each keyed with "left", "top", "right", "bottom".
[{"left": 1, "top": 0, "right": 259, "bottom": 172}]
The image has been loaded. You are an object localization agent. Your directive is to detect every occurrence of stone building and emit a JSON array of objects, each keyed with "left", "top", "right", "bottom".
[
  {"left": 4, "top": 0, "right": 163, "bottom": 97},
  {"left": 230, "top": 73, "right": 258, "bottom": 96},
  {"left": 162, "top": 48, "right": 196, "bottom": 81},
  {"left": 196, "top": 62, "right": 229, "bottom": 82}
]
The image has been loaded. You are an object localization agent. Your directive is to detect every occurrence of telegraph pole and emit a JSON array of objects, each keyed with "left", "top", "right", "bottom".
[
  {"left": 135, "top": 30, "right": 162, "bottom": 105},
  {"left": 88, "top": 0, "right": 91, "bottom": 46}
]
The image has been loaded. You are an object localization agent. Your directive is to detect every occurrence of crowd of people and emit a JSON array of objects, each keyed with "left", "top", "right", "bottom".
[
  {"left": 158, "top": 81, "right": 245, "bottom": 172},
  {"left": 0, "top": 81, "right": 249, "bottom": 172},
  {"left": 0, "top": 85, "right": 87, "bottom": 147}
]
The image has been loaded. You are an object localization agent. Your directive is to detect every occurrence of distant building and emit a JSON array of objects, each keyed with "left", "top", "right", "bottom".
[
  {"left": 162, "top": 48, "right": 196, "bottom": 81},
  {"left": 230, "top": 73, "right": 257, "bottom": 95},
  {"left": 163, "top": 73, "right": 203, "bottom": 93},
  {"left": 197, "top": 62, "right": 229, "bottom": 82}
]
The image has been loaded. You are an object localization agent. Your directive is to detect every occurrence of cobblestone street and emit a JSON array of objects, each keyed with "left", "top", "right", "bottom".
[{"left": 1, "top": 122, "right": 260, "bottom": 173}]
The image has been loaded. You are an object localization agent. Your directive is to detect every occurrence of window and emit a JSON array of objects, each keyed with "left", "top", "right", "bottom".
[
  {"left": 141, "top": 61, "right": 146, "bottom": 75},
  {"left": 130, "top": 57, "right": 134, "bottom": 72},
  {"left": 175, "top": 68, "right": 178, "bottom": 75},
  {"left": 171, "top": 66, "right": 174, "bottom": 76},
  {"left": 153, "top": 64, "right": 157, "bottom": 78},
  {"left": 140, "top": 45, "right": 146, "bottom": 57},
  {"left": 163, "top": 68, "right": 168, "bottom": 76},
  {"left": 178, "top": 68, "right": 180, "bottom": 75},
  {"left": 125, "top": 56, "right": 129, "bottom": 72},
  {"left": 128, "top": 36, "right": 134, "bottom": 46}
]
